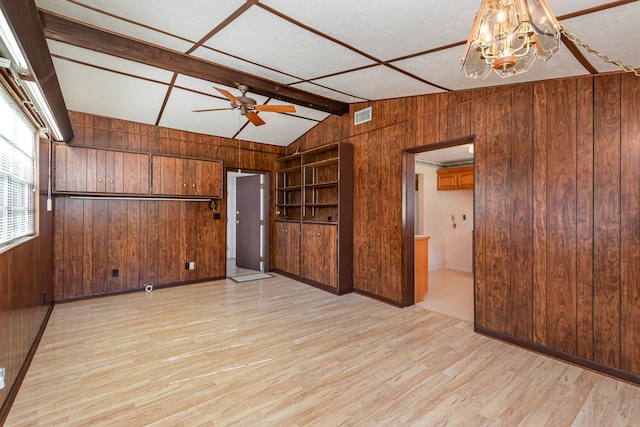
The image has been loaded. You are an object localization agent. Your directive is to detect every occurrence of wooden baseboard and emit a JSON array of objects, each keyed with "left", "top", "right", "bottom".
[
  {"left": 353, "top": 288, "right": 404, "bottom": 308},
  {"left": 0, "top": 303, "right": 54, "bottom": 425},
  {"left": 475, "top": 325, "right": 640, "bottom": 386},
  {"left": 54, "top": 276, "right": 226, "bottom": 304}
]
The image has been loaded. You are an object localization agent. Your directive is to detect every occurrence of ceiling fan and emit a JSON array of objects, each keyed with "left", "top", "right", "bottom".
[{"left": 193, "top": 84, "right": 296, "bottom": 126}]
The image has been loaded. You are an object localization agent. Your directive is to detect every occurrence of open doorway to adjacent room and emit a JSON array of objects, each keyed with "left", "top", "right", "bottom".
[
  {"left": 226, "top": 170, "right": 270, "bottom": 280},
  {"left": 403, "top": 138, "right": 474, "bottom": 322}
]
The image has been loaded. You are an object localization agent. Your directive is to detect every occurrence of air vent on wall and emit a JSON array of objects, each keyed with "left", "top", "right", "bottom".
[{"left": 354, "top": 106, "right": 372, "bottom": 125}]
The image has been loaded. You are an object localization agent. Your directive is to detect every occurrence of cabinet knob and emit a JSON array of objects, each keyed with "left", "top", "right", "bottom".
[
  {"left": 98, "top": 179, "right": 102, "bottom": 183},
  {"left": 192, "top": 184, "right": 196, "bottom": 188},
  {"left": 109, "top": 180, "right": 114, "bottom": 184},
  {"left": 183, "top": 184, "right": 188, "bottom": 187}
]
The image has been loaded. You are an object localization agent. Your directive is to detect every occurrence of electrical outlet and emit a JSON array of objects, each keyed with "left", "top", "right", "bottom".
[
  {"left": 189, "top": 261, "right": 195, "bottom": 270},
  {"left": 0, "top": 367, "right": 5, "bottom": 390},
  {"left": 112, "top": 269, "right": 119, "bottom": 278}
]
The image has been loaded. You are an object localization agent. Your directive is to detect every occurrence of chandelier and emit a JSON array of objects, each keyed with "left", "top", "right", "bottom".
[{"left": 461, "top": 0, "right": 561, "bottom": 79}]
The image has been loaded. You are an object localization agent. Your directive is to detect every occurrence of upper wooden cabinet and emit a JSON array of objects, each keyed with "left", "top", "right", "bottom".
[
  {"left": 151, "top": 155, "right": 222, "bottom": 198},
  {"left": 54, "top": 144, "right": 150, "bottom": 195},
  {"left": 436, "top": 166, "right": 474, "bottom": 191}
]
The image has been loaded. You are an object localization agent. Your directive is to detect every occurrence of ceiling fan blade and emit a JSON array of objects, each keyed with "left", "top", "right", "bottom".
[
  {"left": 192, "top": 107, "right": 233, "bottom": 112},
  {"left": 215, "top": 87, "right": 240, "bottom": 104},
  {"left": 255, "top": 104, "right": 297, "bottom": 113},
  {"left": 246, "top": 112, "right": 266, "bottom": 126}
]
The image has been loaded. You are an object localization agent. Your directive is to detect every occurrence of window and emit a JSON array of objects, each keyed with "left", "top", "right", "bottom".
[{"left": 0, "top": 85, "right": 36, "bottom": 248}]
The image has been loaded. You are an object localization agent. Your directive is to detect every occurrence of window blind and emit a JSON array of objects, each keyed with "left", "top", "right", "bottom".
[{"left": 0, "top": 86, "right": 36, "bottom": 247}]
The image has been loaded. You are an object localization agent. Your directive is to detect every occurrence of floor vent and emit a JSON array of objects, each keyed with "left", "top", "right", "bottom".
[{"left": 354, "top": 106, "right": 372, "bottom": 125}]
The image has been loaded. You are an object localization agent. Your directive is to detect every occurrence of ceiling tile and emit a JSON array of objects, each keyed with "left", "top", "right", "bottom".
[
  {"left": 52, "top": 57, "right": 167, "bottom": 125},
  {"left": 205, "top": 6, "right": 375, "bottom": 80},
  {"left": 261, "top": 0, "right": 476, "bottom": 60},
  {"left": 173, "top": 75, "right": 268, "bottom": 104},
  {"left": 37, "top": 0, "right": 247, "bottom": 51},
  {"left": 394, "top": 44, "right": 590, "bottom": 92},
  {"left": 47, "top": 40, "right": 175, "bottom": 83},
  {"left": 311, "top": 66, "right": 444, "bottom": 100},
  {"left": 190, "top": 46, "right": 300, "bottom": 85},
  {"left": 159, "top": 87, "right": 247, "bottom": 139},
  {"left": 236, "top": 113, "right": 319, "bottom": 147},
  {"left": 547, "top": 0, "right": 614, "bottom": 16},
  {"left": 289, "top": 82, "right": 369, "bottom": 104},
  {"left": 560, "top": 3, "right": 640, "bottom": 74}
]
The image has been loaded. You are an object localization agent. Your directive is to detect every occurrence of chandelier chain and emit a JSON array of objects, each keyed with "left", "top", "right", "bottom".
[{"left": 560, "top": 26, "right": 640, "bottom": 77}]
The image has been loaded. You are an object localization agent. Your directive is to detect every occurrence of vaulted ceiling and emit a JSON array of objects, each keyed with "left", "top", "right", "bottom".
[{"left": 33, "top": 0, "right": 640, "bottom": 146}]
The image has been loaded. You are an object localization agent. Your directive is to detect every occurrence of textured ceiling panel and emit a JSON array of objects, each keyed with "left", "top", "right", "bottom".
[
  {"left": 236, "top": 112, "right": 319, "bottom": 147},
  {"left": 546, "top": 0, "right": 614, "bottom": 16},
  {"left": 190, "top": 46, "right": 298, "bottom": 85},
  {"left": 173, "top": 75, "right": 267, "bottom": 104},
  {"left": 289, "top": 82, "right": 369, "bottom": 104},
  {"left": 416, "top": 144, "right": 474, "bottom": 164},
  {"left": 261, "top": 0, "right": 476, "bottom": 60},
  {"left": 52, "top": 57, "right": 167, "bottom": 125},
  {"left": 395, "top": 45, "right": 590, "bottom": 92},
  {"left": 560, "top": 3, "right": 640, "bottom": 74},
  {"left": 159, "top": 87, "right": 245, "bottom": 139},
  {"left": 36, "top": 0, "right": 194, "bottom": 52},
  {"left": 47, "top": 40, "right": 175, "bottom": 84},
  {"left": 311, "top": 66, "right": 445, "bottom": 100},
  {"left": 205, "top": 6, "right": 375, "bottom": 80}
]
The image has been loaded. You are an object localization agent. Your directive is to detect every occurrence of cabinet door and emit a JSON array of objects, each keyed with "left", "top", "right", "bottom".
[
  {"left": 197, "top": 159, "right": 222, "bottom": 198},
  {"left": 54, "top": 145, "right": 149, "bottom": 195},
  {"left": 151, "top": 156, "right": 178, "bottom": 195},
  {"left": 436, "top": 170, "right": 457, "bottom": 191},
  {"left": 457, "top": 168, "right": 474, "bottom": 189},
  {"left": 301, "top": 223, "right": 337, "bottom": 288},
  {"left": 274, "top": 222, "right": 300, "bottom": 276},
  {"left": 54, "top": 144, "right": 88, "bottom": 192}
]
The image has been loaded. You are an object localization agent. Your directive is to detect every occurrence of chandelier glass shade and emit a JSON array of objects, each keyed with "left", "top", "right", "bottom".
[{"left": 461, "top": 0, "right": 561, "bottom": 79}]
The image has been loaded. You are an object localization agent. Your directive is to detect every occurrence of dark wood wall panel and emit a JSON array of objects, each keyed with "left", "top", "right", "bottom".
[
  {"left": 576, "top": 78, "right": 594, "bottom": 361},
  {"left": 509, "top": 85, "right": 534, "bottom": 341},
  {"left": 620, "top": 74, "right": 640, "bottom": 375},
  {"left": 289, "top": 73, "right": 640, "bottom": 381},
  {"left": 481, "top": 92, "right": 512, "bottom": 334},
  {"left": 593, "top": 75, "right": 622, "bottom": 367},
  {"left": 1, "top": 139, "right": 54, "bottom": 420},
  {"left": 545, "top": 79, "right": 578, "bottom": 355},
  {"left": 54, "top": 112, "right": 283, "bottom": 300}
]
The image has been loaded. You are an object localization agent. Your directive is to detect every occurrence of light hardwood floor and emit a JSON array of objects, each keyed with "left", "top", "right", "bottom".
[{"left": 6, "top": 275, "right": 640, "bottom": 426}]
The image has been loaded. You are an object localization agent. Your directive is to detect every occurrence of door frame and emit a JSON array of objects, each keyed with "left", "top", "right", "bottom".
[
  {"left": 401, "top": 136, "right": 475, "bottom": 307},
  {"left": 225, "top": 168, "right": 271, "bottom": 273}
]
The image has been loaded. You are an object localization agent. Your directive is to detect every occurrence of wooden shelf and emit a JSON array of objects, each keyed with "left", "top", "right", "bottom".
[
  {"left": 273, "top": 141, "right": 353, "bottom": 294},
  {"left": 305, "top": 181, "right": 338, "bottom": 189}
]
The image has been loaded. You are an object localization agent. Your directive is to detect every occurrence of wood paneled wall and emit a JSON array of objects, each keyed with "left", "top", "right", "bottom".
[
  {"left": 1, "top": 138, "right": 54, "bottom": 422},
  {"left": 289, "top": 74, "right": 640, "bottom": 380},
  {"left": 53, "top": 112, "right": 285, "bottom": 300}
]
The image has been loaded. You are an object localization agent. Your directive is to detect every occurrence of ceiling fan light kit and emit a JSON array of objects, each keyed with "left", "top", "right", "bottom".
[{"left": 193, "top": 84, "right": 296, "bottom": 126}]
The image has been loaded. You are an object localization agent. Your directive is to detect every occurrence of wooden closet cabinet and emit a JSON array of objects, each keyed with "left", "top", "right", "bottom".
[
  {"left": 54, "top": 144, "right": 150, "bottom": 195},
  {"left": 273, "top": 222, "right": 300, "bottom": 276},
  {"left": 151, "top": 155, "right": 222, "bottom": 198},
  {"left": 436, "top": 166, "right": 473, "bottom": 190},
  {"left": 273, "top": 142, "right": 353, "bottom": 294}
]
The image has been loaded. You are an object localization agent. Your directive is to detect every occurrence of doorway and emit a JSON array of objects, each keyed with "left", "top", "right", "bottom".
[
  {"left": 403, "top": 137, "right": 474, "bottom": 322},
  {"left": 226, "top": 170, "right": 270, "bottom": 278}
]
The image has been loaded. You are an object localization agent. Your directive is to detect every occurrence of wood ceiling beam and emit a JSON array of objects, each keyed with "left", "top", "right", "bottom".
[
  {"left": 38, "top": 10, "right": 350, "bottom": 116},
  {"left": 1, "top": 0, "right": 74, "bottom": 141}
]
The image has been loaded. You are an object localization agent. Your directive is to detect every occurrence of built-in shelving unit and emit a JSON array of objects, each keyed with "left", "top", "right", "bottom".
[{"left": 273, "top": 142, "right": 353, "bottom": 294}]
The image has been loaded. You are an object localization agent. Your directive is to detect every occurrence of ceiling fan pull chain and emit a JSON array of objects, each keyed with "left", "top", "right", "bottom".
[{"left": 560, "top": 26, "right": 640, "bottom": 77}]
